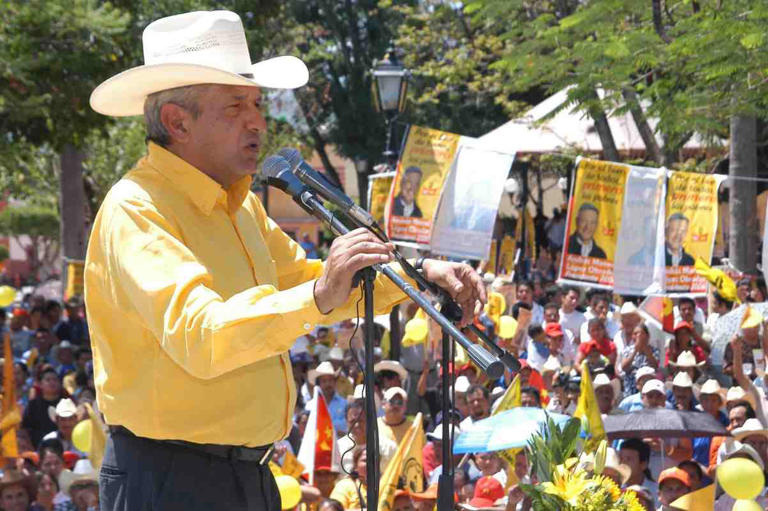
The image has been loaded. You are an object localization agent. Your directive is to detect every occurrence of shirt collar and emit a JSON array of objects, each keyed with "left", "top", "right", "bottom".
[{"left": 146, "top": 142, "right": 252, "bottom": 215}]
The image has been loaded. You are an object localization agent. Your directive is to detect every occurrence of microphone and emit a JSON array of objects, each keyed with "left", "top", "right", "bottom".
[
  {"left": 278, "top": 147, "right": 375, "bottom": 227},
  {"left": 261, "top": 155, "right": 347, "bottom": 236}
]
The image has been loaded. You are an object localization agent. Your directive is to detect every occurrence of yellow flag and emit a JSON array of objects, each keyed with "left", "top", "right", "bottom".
[
  {"left": 573, "top": 362, "right": 605, "bottom": 452},
  {"left": 1, "top": 332, "right": 17, "bottom": 458},
  {"left": 84, "top": 403, "right": 107, "bottom": 469},
  {"left": 378, "top": 413, "right": 424, "bottom": 510},
  {"left": 695, "top": 258, "right": 739, "bottom": 303},
  {"left": 741, "top": 305, "right": 763, "bottom": 330},
  {"left": 282, "top": 451, "right": 306, "bottom": 479},
  {"left": 670, "top": 483, "right": 715, "bottom": 510},
  {"left": 493, "top": 375, "right": 521, "bottom": 415}
]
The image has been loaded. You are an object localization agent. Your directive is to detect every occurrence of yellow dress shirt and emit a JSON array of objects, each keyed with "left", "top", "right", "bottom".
[{"left": 84, "top": 143, "right": 411, "bottom": 447}]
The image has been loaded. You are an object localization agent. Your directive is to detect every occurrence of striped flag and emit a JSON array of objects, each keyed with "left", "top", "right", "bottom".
[{"left": 297, "top": 387, "right": 340, "bottom": 485}]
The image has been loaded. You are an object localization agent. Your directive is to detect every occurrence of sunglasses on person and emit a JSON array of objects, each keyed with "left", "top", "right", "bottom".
[{"left": 387, "top": 397, "right": 405, "bottom": 407}]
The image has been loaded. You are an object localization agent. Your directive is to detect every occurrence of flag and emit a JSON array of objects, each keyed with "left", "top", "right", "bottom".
[
  {"left": 638, "top": 295, "right": 675, "bottom": 334},
  {"left": 573, "top": 362, "right": 605, "bottom": 452},
  {"left": 741, "top": 305, "right": 763, "bottom": 330},
  {"left": 492, "top": 375, "right": 521, "bottom": 415},
  {"left": 670, "top": 483, "right": 715, "bottom": 510},
  {"left": 297, "top": 387, "right": 340, "bottom": 485},
  {"left": 282, "top": 451, "right": 306, "bottom": 479},
  {"left": 695, "top": 258, "right": 739, "bottom": 303},
  {"left": 379, "top": 413, "right": 424, "bottom": 510},
  {"left": 1, "top": 332, "right": 18, "bottom": 458},
  {"left": 484, "top": 292, "right": 506, "bottom": 330},
  {"left": 84, "top": 403, "right": 106, "bottom": 469}
]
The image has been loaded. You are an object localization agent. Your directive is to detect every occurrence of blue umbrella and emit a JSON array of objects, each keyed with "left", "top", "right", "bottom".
[{"left": 453, "top": 407, "right": 574, "bottom": 454}]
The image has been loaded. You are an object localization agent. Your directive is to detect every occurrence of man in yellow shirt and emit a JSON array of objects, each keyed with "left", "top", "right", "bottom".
[{"left": 86, "top": 10, "right": 485, "bottom": 511}]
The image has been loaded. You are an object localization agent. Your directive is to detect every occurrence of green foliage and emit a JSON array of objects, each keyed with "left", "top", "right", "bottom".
[
  {"left": 0, "top": 205, "right": 59, "bottom": 239},
  {"left": 525, "top": 414, "right": 581, "bottom": 484},
  {"left": 0, "top": 246, "right": 9, "bottom": 262}
]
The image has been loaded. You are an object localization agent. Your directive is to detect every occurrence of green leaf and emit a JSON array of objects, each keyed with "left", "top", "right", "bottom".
[{"left": 740, "top": 32, "right": 764, "bottom": 50}]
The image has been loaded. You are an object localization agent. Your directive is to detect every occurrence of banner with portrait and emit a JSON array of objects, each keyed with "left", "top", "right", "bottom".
[
  {"left": 367, "top": 171, "right": 395, "bottom": 229},
  {"left": 558, "top": 158, "right": 630, "bottom": 288},
  {"left": 663, "top": 171, "right": 726, "bottom": 294},
  {"left": 385, "top": 125, "right": 462, "bottom": 245},
  {"left": 430, "top": 144, "right": 514, "bottom": 260}
]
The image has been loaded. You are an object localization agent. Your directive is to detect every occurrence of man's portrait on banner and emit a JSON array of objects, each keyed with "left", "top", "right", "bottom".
[
  {"left": 392, "top": 166, "right": 423, "bottom": 218},
  {"left": 665, "top": 212, "right": 695, "bottom": 266},
  {"left": 567, "top": 203, "right": 607, "bottom": 259}
]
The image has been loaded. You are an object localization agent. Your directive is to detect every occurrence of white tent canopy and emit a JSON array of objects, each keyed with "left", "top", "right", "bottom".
[{"left": 479, "top": 87, "right": 709, "bottom": 154}]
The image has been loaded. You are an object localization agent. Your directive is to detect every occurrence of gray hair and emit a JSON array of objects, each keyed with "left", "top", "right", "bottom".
[{"left": 143, "top": 85, "right": 210, "bottom": 146}]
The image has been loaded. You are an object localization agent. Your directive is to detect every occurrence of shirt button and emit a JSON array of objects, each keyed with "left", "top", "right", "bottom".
[{"left": 303, "top": 323, "right": 312, "bottom": 330}]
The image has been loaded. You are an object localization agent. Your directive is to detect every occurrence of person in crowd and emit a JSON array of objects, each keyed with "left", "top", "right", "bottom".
[
  {"left": 559, "top": 287, "right": 586, "bottom": 343},
  {"left": 44, "top": 301, "right": 62, "bottom": 336},
  {"left": 576, "top": 319, "right": 617, "bottom": 366},
  {"left": 338, "top": 400, "right": 395, "bottom": 475},
  {"left": 619, "top": 324, "right": 659, "bottom": 399},
  {"left": 474, "top": 451, "right": 506, "bottom": 486},
  {"left": 32, "top": 471, "right": 58, "bottom": 511},
  {"left": 580, "top": 294, "right": 620, "bottom": 341},
  {"left": 329, "top": 448, "right": 367, "bottom": 510},
  {"left": 675, "top": 297, "right": 706, "bottom": 337},
  {"left": 378, "top": 387, "right": 421, "bottom": 446},
  {"left": 53, "top": 296, "right": 89, "bottom": 346},
  {"left": 460, "top": 385, "right": 491, "bottom": 430},
  {"left": 423, "top": 423, "right": 460, "bottom": 482},
  {"left": 0, "top": 469, "right": 35, "bottom": 511},
  {"left": 641, "top": 379, "right": 693, "bottom": 478},
  {"left": 514, "top": 281, "right": 544, "bottom": 326},
  {"left": 41, "top": 399, "right": 83, "bottom": 457},
  {"left": 618, "top": 366, "right": 659, "bottom": 412},
  {"left": 525, "top": 325, "right": 549, "bottom": 372},
  {"left": 666, "top": 322, "right": 708, "bottom": 367},
  {"left": 676, "top": 460, "right": 704, "bottom": 491},
  {"left": 306, "top": 361, "right": 348, "bottom": 435},
  {"left": 543, "top": 322, "right": 574, "bottom": 368},
  {"left": 657, "top": 467, "right": 692, "bottom": 510},
  {"left": 9, "top": 308, "right": 33, "bottom": 359},
  {"left": 53, "top": 341, "right": 76, "bottom": 380},
  {"left": 732, "top": 418, "right": 768, "bottom": 469},
  {"left": 542, "top": 302, "right": 576, "bottom": 352},
  {"left": 619, "top": 438, "right": 658, "bottom": 503},
  {"left": 691, "top": 379, "right": 728, "bottom": 466},
  {"left": 22, "top": 367, "right": 63, "bottom": 448},
  {"left": 669, "top": 372, "right": 696, "bottom": 411},
  {"left": 725, "top": 325, "right": 764, "bottom": 379},
  {"left": 613, "top": 301, "right": 642, "bottom": 365},
  {"left": 520, "top": 386, "right": 541, "bottom": 408},
  {"left": 593, "top": 373, "right": 619, "bottom": 415}
]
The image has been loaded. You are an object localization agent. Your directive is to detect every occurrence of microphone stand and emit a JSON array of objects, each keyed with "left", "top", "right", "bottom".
[{"left": 289, "top": 189, "right": 508, "bottom": 511}]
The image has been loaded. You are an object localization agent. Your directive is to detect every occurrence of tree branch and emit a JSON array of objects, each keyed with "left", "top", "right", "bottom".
[
  {"left": 622, "top": 85, "right": 663, "bottom": 164},
  {"left": 652, "top": 0, "right": 672, "bottom": 43}
]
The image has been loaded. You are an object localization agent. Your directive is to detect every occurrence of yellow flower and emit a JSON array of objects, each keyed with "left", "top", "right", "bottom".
[{"left": 541, "top": 464, "right": 590, "bottom": 505}]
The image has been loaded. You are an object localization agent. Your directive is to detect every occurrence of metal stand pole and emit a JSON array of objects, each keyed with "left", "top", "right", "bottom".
[
  {"left": 437, "top": 331, "right": 454, "bottom": 510},
  {"left": 362, "top": 268, "right": 379, "bottom": 510}
]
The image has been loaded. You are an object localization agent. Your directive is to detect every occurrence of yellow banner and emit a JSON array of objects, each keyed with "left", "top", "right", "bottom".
[
  {"left": 561, "top": 158, "right": 629, "bottom": 287},
  {"left": 65, "top": 260, "right": 85, "bottom": 299},
  {"left": 664, "top": 172, "right": 722, "bottom": 293},
  {"left": 368, "top": 173, "right": 395, "bottom": 228},
  {"left": 378, "top": 413, "right": 424, "bottom": 510},
  {"left": 386, "top": 126, "right": 461, "bottom": 244},
  {"left": 498, "top": 235, "right": 515, "bottom": 276},
  {"left": 1, "top": 332, "right": 17, "bottom": 458}
]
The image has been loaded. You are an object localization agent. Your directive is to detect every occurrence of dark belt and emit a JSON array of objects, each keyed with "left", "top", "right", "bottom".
[{"left": 108, "top": 425, "right": 274, "bottom": 465}]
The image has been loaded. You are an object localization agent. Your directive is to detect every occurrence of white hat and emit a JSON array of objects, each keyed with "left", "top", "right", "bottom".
[
  {"left": 642, "top": 379, "right": 665, "bottom": 395},
  {"left": 620, "top": 301, "right": 639, "bottom": 316},
  {"left": 48, "top": 398, "right": 77, "bottom": 423},
  {"left": 635, "top": 366, "right": 656, "bottom": 381},
  {"left": 307, "top": 361, "right": 337, "bottom": 385},
  {"left": 59, "top": 459, "right": 98, "bottom": 496},
  {"left": 726, "top": 386, "right": 757, "bottom": 409},
  {"left": 374, "top": 360, "right": 408, "bottom": 382},
  {"left": 383, "top": 386, "right": 407, "bottom": 402},
  {"left": 670, "top": 350, "right": 704, "bottom": 368},
  {"left": 426, "top": 424, "right": 461, "bottom": 442},
  {"left": 603, "top": 447, "right": 631, "bottom": 486},
  {"left": 672, "top": 372, "right": 693, "bottom": 389},
  {"left": 593, "top": 373, "right": 621, "bottom": 401},
  {"left": 454, "top": 375, "right": 471, "bottom": 394},
  {"left": 724, "top": 441, "right": 766, "bottom": 471},
  {"left": 732, "top": 418, "right": 768, "bottom": 441},
  {"left": 542, "top": 356, "right": 562, "bottom": 374},
  {"left": 698, "top": 379, "right": 726, "bottom": 402},
  {"left": 58, "top": 340, "right": 73, "bottom": 350},
  {"left": 90, "top": 11, "right": 309, "bottom": 116},
  {"left": 328, "top": 347, "right": 345, "bottom": 361},
  {"left": 348, "top": 384, "right": 365, "bottom": 403}
]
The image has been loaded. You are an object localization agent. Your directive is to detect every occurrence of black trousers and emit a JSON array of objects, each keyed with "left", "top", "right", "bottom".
[{"left": 100, "top": 430, "right": 281, "bottom": 511}]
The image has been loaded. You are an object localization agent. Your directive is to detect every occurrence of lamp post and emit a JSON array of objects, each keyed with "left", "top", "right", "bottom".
[{"left": 371, "top": 46, "right": 409, "bottom": 167}]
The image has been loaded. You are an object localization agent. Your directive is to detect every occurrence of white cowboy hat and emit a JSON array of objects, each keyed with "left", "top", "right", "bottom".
[
  {"left": 59, "top": 459, "right": 99, "bottom": 497},
  {"left": 695, "top": 378, "right": 727, "bottom": 403},
  {"left": 593, "top": 373, "right": 621, "bottom": 403},
  {"left": 426, "top": 424, "right": 461, "bottom": 442},
  {"left": 48, "top": 398, "right": 78, "bottom": 423},
  {"left": 307, "top": 361, "right": 337, "bottom": 385},
  {"left": 373, "top": 360, "right": 408, "bottom": 382},
  {"left": 328, "top": 347, "right": 345, "bottom": 362},
  {"left": 732, "top": 418, "right": 768, "bottom": 442},
  {"left": 726, "top": 386, "right": 757, "bottom": 409},
  {"left": 669, "top": 350, "right": 705, "bottom": 368},
  {"left": 619, "top": 301, "right": 639, "bottom": 316},
  {"left": 603, "top": 447, "right": 631, "bottom": 486},
  {"left": 454, "top": 375, "right": 471, "bottom": 394},
  {"left": 671, "top": 372, "right": 693, "bottom": 389},
  {"left": 90, "top": 10, "right": 308, "bottom": 116},
  {"left": 382, "top": 386, "right": 407, "bottom": 402}
]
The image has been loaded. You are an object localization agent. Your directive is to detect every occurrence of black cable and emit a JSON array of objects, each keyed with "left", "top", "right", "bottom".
[{"left": 340, "top": 285, "right": 366, "bottom": 478}]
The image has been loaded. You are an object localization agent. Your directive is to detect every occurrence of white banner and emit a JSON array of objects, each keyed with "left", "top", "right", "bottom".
[{"left": 430, "top": 143, "right": 514, "bottom": 260}]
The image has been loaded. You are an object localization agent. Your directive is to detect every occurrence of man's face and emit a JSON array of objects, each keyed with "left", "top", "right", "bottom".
[
  {"left": 347, "top": 406, "right": 365, "bottom": 437},
  {"left": 665, "top": 218, "right": 689, "bottom": 252},
  {"left": 520, "top": 392, "right": 539, "bottom": 408},
  {"left": 619, "top": 448, "right": 645, "bottom": 478},
  {"left": 548, "top": 335, "right": 563, "bottom": 353},
  {"left": 0, "top": 485, "right": 29, "bottom": 511},
  {"left": 401, "top": 173, "right": 421, "bottom": 203},
  {"left": 621, "top": 313, "right": 640, "bottom": 332},
  {"left": 40, "top": 373, "right": 60, "bottom": 396},
  {"left": 576, "top": 209, "right": 598, "bottom": 242},
  {"left": 595, "top": 385, "right": 615, "bottom": 414},
  {"left": 314, "top": 470, "right": 337, "bottom": 498},
  {"left": 673, "top": 386, "right": 692, "bottom": 409},
  {"left": 182, "top": 85, "right": 266, "bottom": 184},
  {"left": 516, "top": 285, "right": 532, "bottom": 304},
  {"left": 57, "top": 415, "right": 78, "bottom": 438},
  {"left": 642, "top": 391, "right": 666, "bottom": 409},
  {"left": 729, "top": 406, "right": 748, "bottom": 430},
  {"left": 316, "top": 375, "right": 336, "bottom": 397},
  {"left": 543, "top": 308, "right": 559, "bottom": 323},
  {"left": 475, "top": 452, "right": 500, "bottom": 475},
  {"left": 40, "top": 451, "right": 63, "bottom": 477},
  {"left": 384, "top": 394, "right": 406, "bottom": 423},
  {"left": 563, "top": 290, "right": 579, "bottom": 311},
  {"left": 468, "top": 390, "right": 490, "bottom": 419},
  {"left": 679, "top": 302, "right": 695, "bottom": 323},
  {"left": 636, "top": 375, "right": 653, "bottom": 393},
  {"left": 588, "top": 322, "right": 606, "bottom": 341},
  {"left": 700, "top": 394, "right": 722, "bottom": 416},
  {"left": 659, "top": 480, "right": 688, "bottom": 505},
  {"left": 594, "top": 300, "right": 609, "bottom": 320}
]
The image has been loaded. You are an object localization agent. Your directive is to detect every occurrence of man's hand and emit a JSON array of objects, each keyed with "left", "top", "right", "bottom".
[
  {"left": 421, "top": 259, "right": 487, "bottom": 327},
  {"left": 314, "top": 228, "right": 394, "bottom": 314}
]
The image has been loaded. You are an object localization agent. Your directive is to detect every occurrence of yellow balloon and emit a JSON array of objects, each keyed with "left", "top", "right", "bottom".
[
  {"left": 498, "top": 315, "right": 518, "bottom": 339},
  {"left": 275, "top": 474, "right": 301, "bottom": 510},
  {"left": 402, "top": 317, "right": 428, "bottom": 347},
  {"left": 71, "top": 419, "right": 92, "bottom": 453},
  {"left": 717, "top": 458, "right": 765, "bottom": 500},
  {"left": 484, "top": 292, "right": 506, "bottom": 318},
  {"left": 0, "top": 286, "right": 16, "bottom": 307},
  {"left": 733, "top": 499, "right": 763, "bottom": 511}
]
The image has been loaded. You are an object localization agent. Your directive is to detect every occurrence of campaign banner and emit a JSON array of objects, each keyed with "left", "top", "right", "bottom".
[
  {"left": 559, "top": 158, "right": 630, "bottom": 288},
  {"left": 385, "top": 126, "right": 462, "bottom": 245},
  {"left": 430, "top": 144, "right": 514, "bottom": 260},
  {"left": 664, "top": 171, "right": 726, "bottom": 294},
  {"left": 367, "top": 172, "right": 395, "bottom": 229}
]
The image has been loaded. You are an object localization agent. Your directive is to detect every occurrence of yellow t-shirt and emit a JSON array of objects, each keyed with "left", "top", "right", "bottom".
[{"left": 329, "top": 477, "right": 366, "bottom": 510}]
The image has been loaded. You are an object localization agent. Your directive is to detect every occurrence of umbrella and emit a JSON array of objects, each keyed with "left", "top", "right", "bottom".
[
  {"left": 711, "top": 302, "right": 768, "bottom": 365},
  {"left": 604, "top": 409, "right": 729, "bottom": 440},
  {"left": 453, "top": 407, "right": 574, "bottom": 454}
]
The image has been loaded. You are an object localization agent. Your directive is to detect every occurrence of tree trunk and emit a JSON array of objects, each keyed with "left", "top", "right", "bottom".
[
  {"left": 728, "top": 114, "right": 758, "bottom": 272},
  {"left": 60, "top": 144, "right": 88, "bottom": 289},
  {"left": 622, "top": 86, "right": 663, "bottom": 164},
  {"left": 587, "top": 95, "right": 620, "bottom": 162},
  {"left": 309, "top": 126, "right": 343, "bottom": 188},
  {"left": 652, "top": 0, "right": 671, "bottom": 43},
  {"left": 356, "top": 159, "right": 370, "bottom": 209}
]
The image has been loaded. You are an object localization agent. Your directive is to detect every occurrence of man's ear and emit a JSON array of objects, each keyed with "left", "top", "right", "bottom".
[{"left": 160, "top": 103, "right": 193, "bottom": 144}]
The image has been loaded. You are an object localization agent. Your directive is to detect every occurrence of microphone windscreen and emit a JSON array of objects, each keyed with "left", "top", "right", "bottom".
[
  {"left": 278, "top": 147, "right": 302, "bottom": 169},
  {"left": 261, "top": 155, "right": 291, "bottom": 179}
]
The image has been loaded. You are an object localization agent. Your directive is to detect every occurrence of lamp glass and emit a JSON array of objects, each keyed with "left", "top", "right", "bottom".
[{"left": 376, "top": 73, "right": 403, "bottom": 113}]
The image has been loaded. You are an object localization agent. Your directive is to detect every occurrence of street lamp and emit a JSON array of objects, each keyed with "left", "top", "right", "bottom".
[{"left": 371, "top": 46, "right": 409, "bottom": 166}]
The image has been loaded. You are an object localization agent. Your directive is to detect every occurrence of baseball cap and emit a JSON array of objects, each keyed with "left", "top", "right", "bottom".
[
  {"left": 635, "top": 366, "right": 656, "bottom": 381},
  {"left": 658, "top": 467, "right": 691, "bottom": 489},
  {"left": 469, "top": 476, "right": 505, "bottom": 508},
  {"left": 383, "top": 387, "right": 407, "bottom": 402},
  {"left": 642, "top": 379, "right": 665, "bottom": 395},
  {"left": 674, "top": 321, "right": 694, "bottom": 333},
  {"left": 544, "top": 322, "right": 564, "bottom": 337}
]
